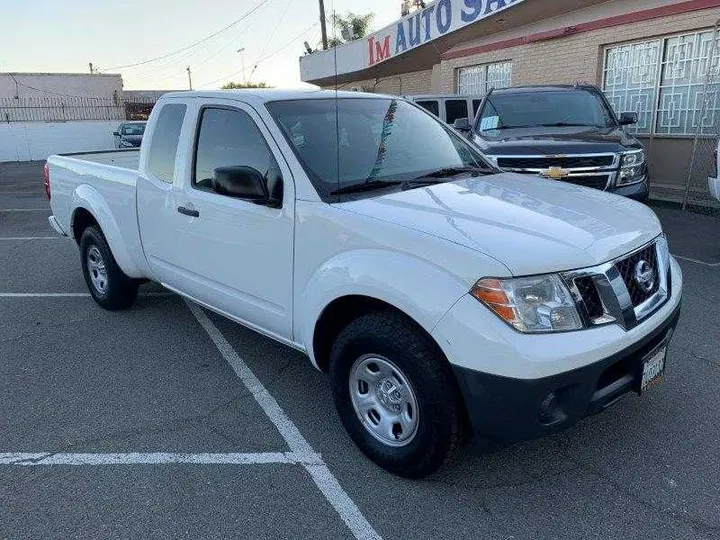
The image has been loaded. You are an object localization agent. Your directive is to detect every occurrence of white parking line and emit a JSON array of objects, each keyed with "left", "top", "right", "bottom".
[
  {"left": 0, "top": 208, "right": 49, "bottom": 212},
  {"left": 0, "top": 451, "right": 322, "bottom": 466},
  {"left": 673, "top": 255, "right": 720, "bottom": 268},
  {"left": 0, "top": 292, "right": 175, "bottom": 298},
  {"left": 0, "top": 236, "right": 66, "bottom": 240},
  {"left": 185, "top": 300, "right": 383, "bottom": 540}
]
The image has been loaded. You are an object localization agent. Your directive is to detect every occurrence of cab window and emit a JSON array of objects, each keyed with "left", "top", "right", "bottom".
[{"left": 147, "top": 104, "right": 186, "bottom": 183}]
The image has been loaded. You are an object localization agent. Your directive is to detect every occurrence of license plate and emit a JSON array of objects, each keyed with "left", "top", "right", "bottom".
[{"left": 640, "top": 345, "right": 667, "bottom": 393}]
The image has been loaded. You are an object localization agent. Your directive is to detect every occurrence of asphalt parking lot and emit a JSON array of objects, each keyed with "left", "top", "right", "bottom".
[{"left": 1, "top": 160, "right": 718, "bottom": 540}]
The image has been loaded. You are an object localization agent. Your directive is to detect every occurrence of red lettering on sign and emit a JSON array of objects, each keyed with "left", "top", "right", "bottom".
[{"left": 368, "top": 35, "right": 392, "bottom": 66}]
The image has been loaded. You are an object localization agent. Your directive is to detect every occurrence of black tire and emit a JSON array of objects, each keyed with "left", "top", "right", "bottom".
[
  {"left": 79, "top": 225, "right": 139, "bottom": 310},
  {"left": 329, "top": 310, "right": 466, "bottom": 478}
]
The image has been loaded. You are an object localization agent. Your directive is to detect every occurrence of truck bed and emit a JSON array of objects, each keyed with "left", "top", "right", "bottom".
[
  {"left": 47, "top": 149, "right": 146, "bottom": 278},
  {"left": 59, "top": 149, "right": 140, "bottom": 170}
]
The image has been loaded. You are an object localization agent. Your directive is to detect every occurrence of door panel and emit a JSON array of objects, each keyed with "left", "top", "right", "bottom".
[{"left": 148, "top": 101, "right": 295, "bottom": 339}]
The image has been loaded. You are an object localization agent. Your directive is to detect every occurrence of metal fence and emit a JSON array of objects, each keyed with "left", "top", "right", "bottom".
[
  {"left": 0, "top": 96, "right": 126, "bottom": 123},
  {"left": 684, "top": 18, "right": 720, "bottom": 209},
  {"left": 0, "top": 95, "right": 159, "bottom": 123}
]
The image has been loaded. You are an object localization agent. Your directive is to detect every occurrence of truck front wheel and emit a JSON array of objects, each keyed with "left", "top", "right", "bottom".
[
  {"left": 329, "top": 310, "right": 466, "bottom": 478},
  {"left": 80, "top": 226, "right": 139, "bottom": 310}
]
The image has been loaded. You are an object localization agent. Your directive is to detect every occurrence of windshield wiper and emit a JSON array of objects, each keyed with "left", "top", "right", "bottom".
[
  {"left": 329, "top": 180, "right": 402, "bottom": 196},
  {"left": 413, "top": 166, "right": 495, "bottom": 180},
  {"left": 533, "top": 122, "right": 600, "bottom": 128}
]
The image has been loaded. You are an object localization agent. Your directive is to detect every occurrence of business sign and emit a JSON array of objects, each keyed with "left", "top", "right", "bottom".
[{"left": 366, "top": 0, "right": 526, "bottom": 67}]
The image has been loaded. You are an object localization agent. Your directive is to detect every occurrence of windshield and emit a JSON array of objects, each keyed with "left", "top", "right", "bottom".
[
  {"left": 477, "top": 89, "right": 615, "bottom": 132},
  {"left": 120, "top": 123, "right": 146, "bottom": 136},
  {"left": 266, "top": 98, "right": 491, "bottom": 198}
]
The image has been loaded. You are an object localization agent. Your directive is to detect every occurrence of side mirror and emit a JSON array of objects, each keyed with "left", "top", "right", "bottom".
[
  {"left": 211, "top": 166, "right": 282, "bottom": 207},
  {"left": 619, "top": 112, "right": 638, "bottom": 125},
  {"left": 112, "top": 131, "right": 120, "bottom": 137},
  {"left": 453, "top": 117, "right": 472, "bottom": 133}
]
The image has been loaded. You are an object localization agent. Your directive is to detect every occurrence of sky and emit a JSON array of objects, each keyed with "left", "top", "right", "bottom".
[{"left": 0, "top": 0, "right": 400, "bottom": 90}]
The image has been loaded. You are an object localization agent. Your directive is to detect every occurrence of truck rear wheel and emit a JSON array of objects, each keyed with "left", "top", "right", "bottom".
[
  {"left": 329, "top": 310, "right": 466, "bottom": 478},
  {"left": 80, "top": 226, "right": 139, "bottom": 310}
]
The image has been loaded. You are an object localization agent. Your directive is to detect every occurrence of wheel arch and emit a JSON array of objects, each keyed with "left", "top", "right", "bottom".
[
  {"left": 313, "top": 295, "right": 426, "bottom": 372},
  {"left": 70, "top": 185, "right": 146, "bottom": 278},
  {"left": 299, "top": 249, "right": 471, "bottom": 372}
]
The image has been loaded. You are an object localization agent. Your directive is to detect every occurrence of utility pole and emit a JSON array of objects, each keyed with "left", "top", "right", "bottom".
[
  {"left": 237, "top": 48, "right": 246, "bottom": 84},
  {"left": 318, "top": 0, "right": 328, "bottom": 50},
  {"left": 89, "top": 62, "right": 94, "bottom": 74},
  {"left": 186, "top": 66, "right": 193, "bottom": 90}
]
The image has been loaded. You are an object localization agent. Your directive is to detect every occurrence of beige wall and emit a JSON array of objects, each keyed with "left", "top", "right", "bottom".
[
  {"left": 328, "top": 69, "right": 434, "bottom": 96},
  {"left": 0, "top": 73, "right": 123, "bottom": 99},
  {"left": 439, "top": 7, "right": 720, "bottom": 92}
]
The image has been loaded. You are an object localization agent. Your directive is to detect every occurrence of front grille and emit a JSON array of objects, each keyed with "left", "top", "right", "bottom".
[
  {"left": 574, "top": 276, "right": 604, "bottom": 320},
  {"left": 497, "top": 155, "right": 615, "bottom": 170},
  {"left": 615, "top": 244, "right": 659, "bottom": 306},
  {"left": 563, "top": 175, "right": 610, "bottom": 190}
]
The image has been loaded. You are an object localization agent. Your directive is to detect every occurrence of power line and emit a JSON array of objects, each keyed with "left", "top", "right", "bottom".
[
  {"left": 101, "top": 0, "right": 271, "bottom": 71},
  {"left": 196, "top": 22, "right": 317, "bottom": 88},
  {"left": 12, "top": 81, "right": 115, "bottom": 100},
  {"left": 135, "top": 4, "right": 269, "bottom": 80},
  {"left": 247, "top": 0, "right": 295, "bottom": 81}
]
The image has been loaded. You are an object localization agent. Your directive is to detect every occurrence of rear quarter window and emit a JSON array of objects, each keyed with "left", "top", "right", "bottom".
[
  {"left": 445, "top": 99, "right": 470, "bottom": 125},
  {"left": 416, "top": 100, "right": 439, "bottom": 117},
  {"left": 147, "top": 104, "right": 187, "bottom": 183}
]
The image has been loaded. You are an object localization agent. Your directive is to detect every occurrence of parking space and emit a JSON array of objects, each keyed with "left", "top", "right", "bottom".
[{"left": 1, "top": 161, "right": 719, "bottom": 540}]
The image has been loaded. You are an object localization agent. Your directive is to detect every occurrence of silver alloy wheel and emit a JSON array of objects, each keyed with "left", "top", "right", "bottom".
[
  {"left": 86, "top": 245, "right": 108, "bottom": 295},
  {"left": 349, "top": 354, "right": 420, "bottom": 447}
]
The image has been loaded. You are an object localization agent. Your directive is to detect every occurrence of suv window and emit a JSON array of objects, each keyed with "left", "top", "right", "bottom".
[
  {"left": 147, "top": 104, "right": 186, "bottom": 183},
  {"left": 416, "top": 100, "right": 439, "bottom": 117},
  {"left": 193, "top": 107, "right": 280, "bottom": 194},
  {"left": 445, "top": 99, "right": 469, "bottom": 125}
]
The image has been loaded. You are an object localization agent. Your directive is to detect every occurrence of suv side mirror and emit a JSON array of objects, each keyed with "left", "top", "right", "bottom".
[
  {"left": 619, "top": 112, "right": 638, "bottom": 125},
  {"left": 211, "top": 166, "right": 282, "bottom": 207},
  {"left": 112, "top": 131, "right": 120, "bottom": 137},
  {"left": 453, "top": 117, "right": 472, "bottom": 133}
]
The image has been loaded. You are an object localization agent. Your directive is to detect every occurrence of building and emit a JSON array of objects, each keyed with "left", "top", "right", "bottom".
[
  {"left": 0, "top": 73, "right": 178, "bottom": 162},
  {"left": 300, "top": 0, "right": 720, "bottom": 205}
]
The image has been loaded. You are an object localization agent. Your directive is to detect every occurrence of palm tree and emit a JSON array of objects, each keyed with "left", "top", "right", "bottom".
[
  {"left": 221, "top": 81, "right": 270, "bottom": 89},
  {"left": 330, "top": 12, "right": 374, "bottom": 44}
]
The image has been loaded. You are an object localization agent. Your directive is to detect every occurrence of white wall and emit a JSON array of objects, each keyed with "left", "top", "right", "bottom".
[{"left": 0, "top": 120, "right": 120, "bottom": 162}]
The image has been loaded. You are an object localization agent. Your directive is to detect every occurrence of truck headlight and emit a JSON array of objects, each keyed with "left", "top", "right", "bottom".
[
  {"left": 471, "top": 275, "right": 582, "bottom": 333},
  {"left": 119, "top": 139, "right": 134, "bottom": 148},
  {"left": 618, "top": 150, "right": 646, "bottom": 186}
]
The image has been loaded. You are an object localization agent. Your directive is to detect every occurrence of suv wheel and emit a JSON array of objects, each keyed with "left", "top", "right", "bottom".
[{"left": 329, "top": 310, "right": 466, "bottom": 478}]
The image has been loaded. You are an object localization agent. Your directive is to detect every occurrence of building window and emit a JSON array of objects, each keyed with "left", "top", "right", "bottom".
[
  {"left": 457, "top": 61, "right": 512, "bottom": 95},
  {"left": 603, "top": 29, "right": 720, "bottom": 136}
]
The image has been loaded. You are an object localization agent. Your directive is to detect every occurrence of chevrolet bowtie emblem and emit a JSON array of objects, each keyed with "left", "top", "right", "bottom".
[{"left": 540, "top": 166, "right": 570, "bottom": 180}]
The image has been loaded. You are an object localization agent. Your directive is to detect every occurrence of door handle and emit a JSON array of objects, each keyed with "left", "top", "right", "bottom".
[{"left": 177, "top": 206, "right": 199, "bottom": 217}]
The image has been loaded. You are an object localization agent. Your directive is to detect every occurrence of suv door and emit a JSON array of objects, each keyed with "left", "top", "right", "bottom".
[{"left": 141, "top": 100, "right": 295, "bottom": 340}]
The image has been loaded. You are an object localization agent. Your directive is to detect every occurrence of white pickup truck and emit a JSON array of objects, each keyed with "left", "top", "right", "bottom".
[{"left": 46, "top": 90, "right": 682, "bottom": 478}]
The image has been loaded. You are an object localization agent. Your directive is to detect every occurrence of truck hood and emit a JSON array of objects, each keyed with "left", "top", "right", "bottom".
[
  {"left": 336, "top": 173, "right": 662, "bottom": 276},
  {"left": 473, "top": 125, "right": 641, "bottom": 155}
]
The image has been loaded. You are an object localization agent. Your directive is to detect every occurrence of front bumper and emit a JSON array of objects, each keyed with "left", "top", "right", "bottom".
[
  {"left": 609, "top": 176, "right": 649, "bottom": 202},
  {"left": 432, "top": 255, "right": 682, "bottom": 445},
  {"left": 452, "top": 302, "right": 680, "bottom": 445}
]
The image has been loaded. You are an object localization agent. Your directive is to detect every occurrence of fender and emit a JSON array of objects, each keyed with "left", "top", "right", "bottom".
[
  {"left": 297, "top": 249, "right": 482, "bottom": 368},
  {"left": 71, "top": 184, "right": 147, "bottom": 278}
]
